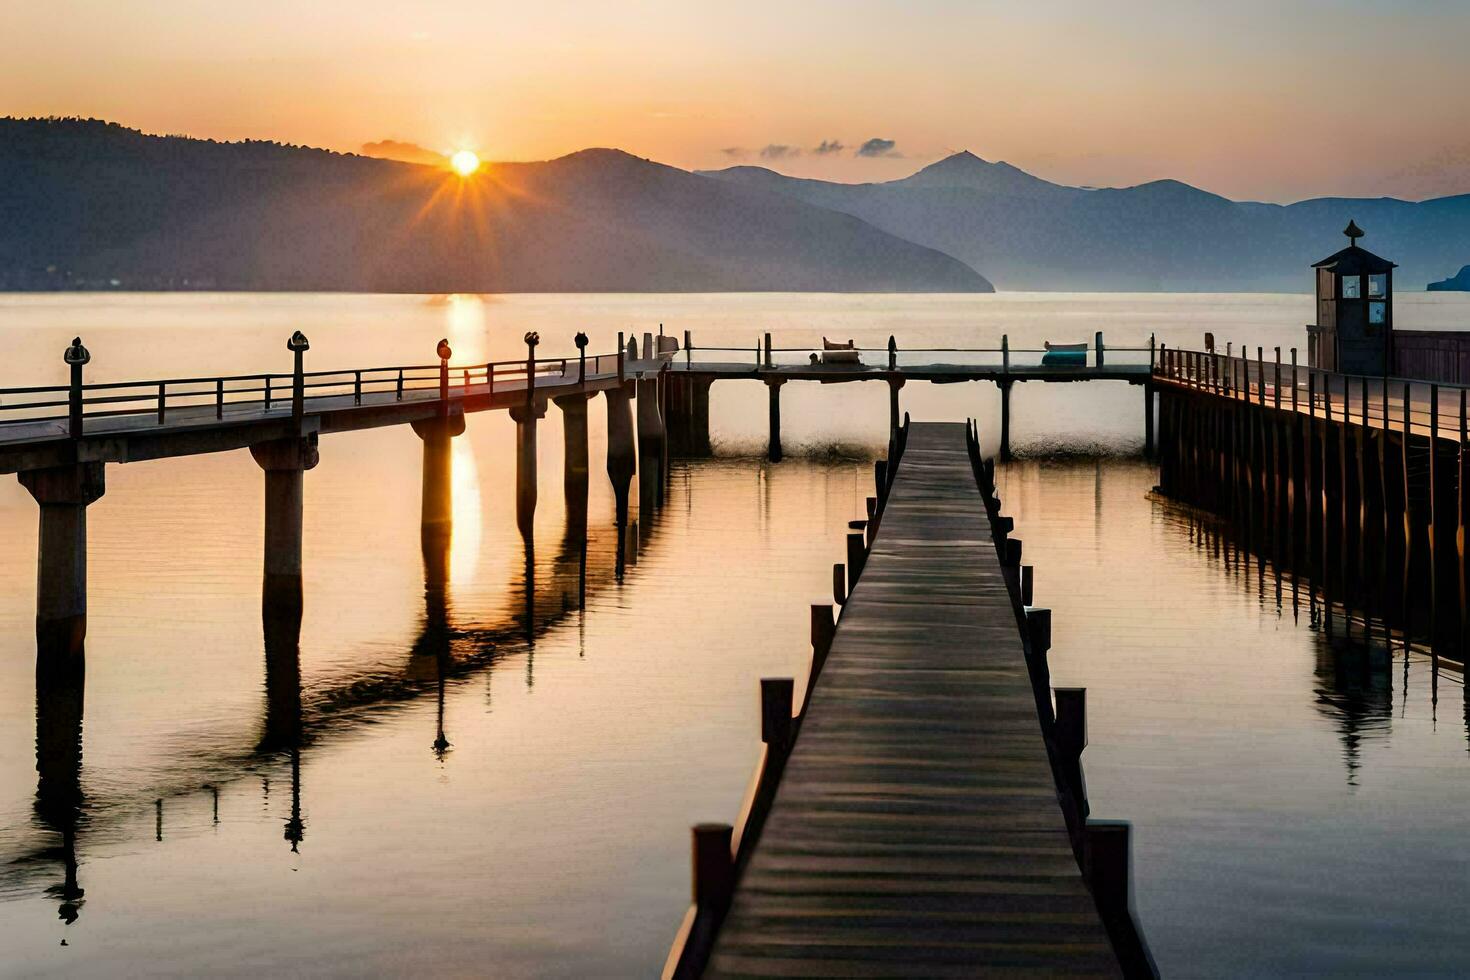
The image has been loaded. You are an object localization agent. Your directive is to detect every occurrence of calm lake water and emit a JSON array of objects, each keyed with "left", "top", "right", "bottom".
[{"left": 3, "top": 291, "right": 1470, "bottom": 977}]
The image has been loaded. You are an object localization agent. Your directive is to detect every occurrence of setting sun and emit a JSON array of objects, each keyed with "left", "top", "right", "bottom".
[{"left": 449, "top": 149, "right": 480, "bottom": 176}]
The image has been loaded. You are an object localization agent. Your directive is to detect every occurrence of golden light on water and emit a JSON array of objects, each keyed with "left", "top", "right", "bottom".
[
  {"left": 449, "top": 149, "right": 480, "bottom": 177},
  {"left": 450, "top": 436, "right": 483, "bottom": 585}
]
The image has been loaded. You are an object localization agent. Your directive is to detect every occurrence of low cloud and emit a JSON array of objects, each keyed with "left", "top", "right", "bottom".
[
  {"left": 721, "top": 146, "right": 748, "bottom": 159},
  {"left": 760, "top": 144, "right": 800, "bottom": 160},
  {"left": 813, "top": 139, "right": 846, "bottom": 155},
  {"left": 856, "top": 137, "right": 900, "bottom": 158},
  {"left": 360, "top": 139, "right": 447, "bottom": 167}
]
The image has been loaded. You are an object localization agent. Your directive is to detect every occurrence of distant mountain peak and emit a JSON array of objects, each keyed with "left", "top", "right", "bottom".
[{"left": 893, "top": 151, "right": 1062, "bottom": 195}]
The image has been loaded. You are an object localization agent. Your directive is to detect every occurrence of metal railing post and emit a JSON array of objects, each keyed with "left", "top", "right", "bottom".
[
  {"left": 684, "top": 329, "right": 692, "bottom": 367},
  {"left": 575, "top": 332, "right": 589, "bottom": 384},
  {"left": 1002, "top": 334, "right": 1010, "bottom": 374},
  {"left": 265, "top": 375, "right": 272, "bottom": 411},
  {"left": 1095, "top": 330, "right": 1104, "bottom": 369},
  {"left": 617, "top": 331, "right": 626, "bottom": 383},
  {"left": 353, "top": 370, "right": 362, "bottom": 405},
  {"left": 216, "top": 377, "right": 224, "bottom": 419},
  {"left": 435, "top": 338, "right": 451, "bottom": 415},
  {"left": 524, "top": 332, "right": 540, "bottom": 409},
  {"left": 157, "top": 382, "right": 166, "bottom": 424},
  {"left": 288, "top": 330, "right": 310, "bottom": 426},
  {"left": 64, "top": 337, "right": 90, "bottom": 438}
]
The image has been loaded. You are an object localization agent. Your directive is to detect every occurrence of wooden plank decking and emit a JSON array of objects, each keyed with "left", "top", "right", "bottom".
[{"left": 706, "top": 422, "right": 1119, "bottom": 977}]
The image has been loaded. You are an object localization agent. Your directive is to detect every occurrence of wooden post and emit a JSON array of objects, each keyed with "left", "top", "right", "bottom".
[
  {"left": 1095, "top": 331, "right": 1104, "bottom": 368},
  {"left": 810, "top": 604, "right": 835, "bottom": 677},
  {"left": 763, "top": 332, "right": 773, "bottom": 369},
  {"left": 847, "top": 532, "right": 866, "bottom": 585},
  {"left": 1084, "top": 820, "right": 1134, "bottom": 923},
  {"left": 766, "top": 379, "right": 784, "bottom": 463},
  {"left": 1291, "top": 349, "right": 1298, "bottom": 413},
  {"left": 1020, "top": 564, "right": 1034, "bottom": 606},
  {"left": 760, "top": 677, "right": 794, "bottom": 750},
  {"left": 1002, "top": 334, "right": 1010, "bottom": 374},
  {"left": 832, "top": 563, "right": 846, "bottom": 606},
  {"left": 691, "top": 823, "right": 734, "bottom": 908},
  {"left": 888, "top": 335, "right": 897, "bottom": 371},
  {"left": 999, "top": 379, "right": 1014, "bottom": 462},
  {"left": 617, "top": 331, "right": 626, "bottom": 383}
]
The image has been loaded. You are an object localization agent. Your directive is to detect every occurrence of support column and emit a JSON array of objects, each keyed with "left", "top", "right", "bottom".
[
  {"left": 509, "top": 401, "right": 546, "bottom": 537},
  {"left": 766, "top": 378, "right": 786, "bottom": 463},
  {"left": 410, "top": 410, "right": 467, "bottom": 541},
  {"left": 691, "top": 377, "right": 713, "bottom": 457},
  {"left": 998, "top": 379, "right": 1015, "bottom": 463},
  {"left": 554, "top": 392, "right": 591, "bottom": 497},
  {"left": 636, "top": 374, "right": 666, "bottom": 510},
  {"left": 1144, "top": 384, "right": 1155, "bottom": 459},
  {"left": 605, "top": 383, "right": 637, "bottom": 530},
  {"left": 887, "top": 378, "right": 905, "bottom": 437},
  {"left": 20, "top": 462, "right": 107, "bottom": 652},
  {"left": 250, "top": 436, "right": 320, "bottom": 608}
]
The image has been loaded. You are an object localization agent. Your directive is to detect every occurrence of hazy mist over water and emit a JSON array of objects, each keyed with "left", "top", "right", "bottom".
[{"left": 2, "top": 291, "right": 1470, "bottom": 975}]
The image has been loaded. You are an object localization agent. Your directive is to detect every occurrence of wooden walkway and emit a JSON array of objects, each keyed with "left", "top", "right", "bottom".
[{"left": 706, "top": 422, "right": 1119, "bottom": 977}]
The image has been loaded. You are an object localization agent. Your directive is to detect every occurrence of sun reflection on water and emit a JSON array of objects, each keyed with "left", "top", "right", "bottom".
[{"left": 450, "top": 437, "right": 482, "bottom": 585}]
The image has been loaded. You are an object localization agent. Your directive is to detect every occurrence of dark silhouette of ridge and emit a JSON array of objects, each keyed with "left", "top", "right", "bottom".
[
  {"left": 1428, "top": 265, "right": 1470, "bottom": 291},
  {"left": 701, "top": 150, "right": 1470, "bottom": 291},
  {"left": 0, "top": 118, "right": 992, "bottom": 293}
]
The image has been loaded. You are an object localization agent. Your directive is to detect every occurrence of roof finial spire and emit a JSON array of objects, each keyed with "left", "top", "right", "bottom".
[{"left": 1344, "top": 219, "right": 1364, "bottom": 246}]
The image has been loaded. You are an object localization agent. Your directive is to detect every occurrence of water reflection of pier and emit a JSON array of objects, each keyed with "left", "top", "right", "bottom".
[
  {"left": 23, "top": 386, "right": 669, "bottom": 925},
  {"left": 1176, "top": 508, "right": 1464, "bottom": 784}
]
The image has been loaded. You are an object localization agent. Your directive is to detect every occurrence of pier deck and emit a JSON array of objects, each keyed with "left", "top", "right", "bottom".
[{"left": 706, "top": 422, "right": 1118, "bottom": 977}]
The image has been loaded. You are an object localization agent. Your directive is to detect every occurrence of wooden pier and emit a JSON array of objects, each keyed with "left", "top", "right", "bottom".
[
  {"left": 665, "top": 422, "right": 1152, "bottom": 978},
  {"left": 1153, "top": 346, "right": 1470, "bottom": 664}
]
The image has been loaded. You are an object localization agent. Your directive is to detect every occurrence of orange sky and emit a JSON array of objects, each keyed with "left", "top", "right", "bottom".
[{"left": 5, "top": 0, "right": 1470, "bottom": 202}]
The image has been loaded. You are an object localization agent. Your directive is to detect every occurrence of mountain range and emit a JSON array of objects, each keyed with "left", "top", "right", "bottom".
[
  {"left": 700, "top": 151, "right": 1470, "bottom": 292},
  {"left": 4, "top": 118, "right": 1470, "bottom": 294},
  {"left": 0, "top": 119, "right": 989, "bottom": 293}
]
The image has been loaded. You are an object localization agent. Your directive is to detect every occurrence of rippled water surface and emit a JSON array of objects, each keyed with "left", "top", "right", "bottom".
[{"left": 3, "top": 292, "right": 1470, "bottom": 977}]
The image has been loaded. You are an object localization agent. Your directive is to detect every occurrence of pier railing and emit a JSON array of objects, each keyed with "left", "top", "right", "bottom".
[
  {"left": 674, "top": 330, "right": 1156, "bottom": 371},
  {"left": 1156, "top": 345, "right": 1470, "bottom": 440},
  {"left": 0, "top": 336, "right": 625, "bottom": 435}
]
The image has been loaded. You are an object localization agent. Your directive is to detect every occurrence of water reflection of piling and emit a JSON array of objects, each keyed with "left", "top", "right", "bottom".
[
  {"left": 35, "top": 631, "right": 86, "bottom": 924},
  {"left": 262, "top": 570, "right": 307, "bottom": 848}
]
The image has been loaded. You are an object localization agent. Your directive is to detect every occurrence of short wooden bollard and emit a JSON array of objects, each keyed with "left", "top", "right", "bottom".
[
  {"left": 1025, "top": 606, "right": 1051, "bottom": 653},
  {"left": 1020, "top": 564, "right": 1034, "bottom": 606},
  {"left": 832, "top": 563, "right": 846, "bottom": 606},
  {"left": 995, "top": 515, "right": 1015, "bottom": 538},
  {"left": 1084, "top": 819, "right": 1133, "bottom": 918},
  {"left": 1002, "top": 537, "right": 1022, "bottom": 567},
  {"left": 691, "top": 823, "right": 735, "bottom": 909},
  {"left": 760, "top": 677, "right": 794, "bottom": 751},
  {"left": 1023, "top": 606, "right": 1054, "bottom": 724},
  {"left": 847, "top": 532, "right": 866, "bottom": 584},
  {"left": 810, "top": 604, "right": 835, "bottom": 681},
  {"left": 874, "top": 460, "right": 888, "bottom": 505},
  {"left": 1054, "top": 687, "right": 1087, "bottom": 759}
]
